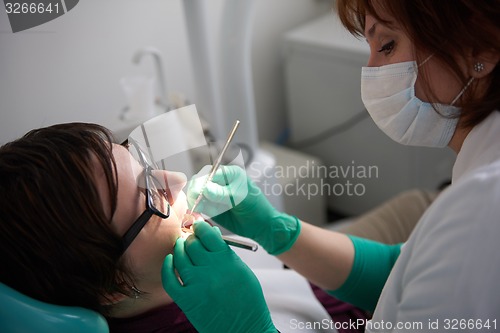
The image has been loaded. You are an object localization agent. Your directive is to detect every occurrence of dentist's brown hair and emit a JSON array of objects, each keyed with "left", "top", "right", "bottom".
[{"left": 337, "top": 0, "right": 500, "bottom": 129}]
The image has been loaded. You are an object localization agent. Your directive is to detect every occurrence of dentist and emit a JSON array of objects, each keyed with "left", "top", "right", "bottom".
[{"left": 163, "top": 1, "right": 500, "bottom": 332}]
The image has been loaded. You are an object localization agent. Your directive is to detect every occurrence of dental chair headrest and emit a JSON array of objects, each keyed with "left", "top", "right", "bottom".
[{"left": 0, "top": 282, "right": 109, "bottom": 333}]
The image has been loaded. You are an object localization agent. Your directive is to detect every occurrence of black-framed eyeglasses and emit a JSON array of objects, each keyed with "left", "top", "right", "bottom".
[{"left": 121, "top": 139, "right": 171, "bottom": 252}]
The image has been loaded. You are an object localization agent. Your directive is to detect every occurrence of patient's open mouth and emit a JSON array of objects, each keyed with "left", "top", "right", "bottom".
[
  {"left": 179, "top": 211, "right": 204, "bottom": 238},
  {"left": 181, "top": 210, "right": 204, "bottom": 228}
]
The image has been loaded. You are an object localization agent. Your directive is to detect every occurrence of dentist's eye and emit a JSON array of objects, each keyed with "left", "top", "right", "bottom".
[{"left": 377, "top": 40, "right": 395, "bottom": 55}]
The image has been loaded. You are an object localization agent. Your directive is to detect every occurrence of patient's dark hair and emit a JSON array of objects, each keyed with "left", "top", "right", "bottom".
[
  {"left": 336, "top": 0, "right": 500, "bottom": 128},
  {"left": 0, "top": 123, "right": 134, "bottom": 314}
]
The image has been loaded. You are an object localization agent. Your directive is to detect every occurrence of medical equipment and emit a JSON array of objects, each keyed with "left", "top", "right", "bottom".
[
  {"left": 183, "top": 120, "right": 240, "bottom": 222},
  {"left": 182, "top": 1, "right": 257, "bottom": 150},
  {"left": 182, "top": 226, "right": 258, "bottom": 252},
  {"left": 0, "top": 282, "right": 109, "bottom": 333},
  {"left": 132, "top": 47, "right": 170, "bottom": 111},
  {"left": 181, "top": 120, "right": 257, "bottom": 252},
  {"left": 181, "top": 1, "right": 285, "bottom": 214},
  {"left": 220, "top": 234, "right": 258, "bottom": 251}
]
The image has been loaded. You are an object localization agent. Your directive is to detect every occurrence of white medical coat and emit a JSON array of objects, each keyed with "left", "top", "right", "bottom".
[{"left": 368, "top": 110, "right": 500, "bottom": 332}]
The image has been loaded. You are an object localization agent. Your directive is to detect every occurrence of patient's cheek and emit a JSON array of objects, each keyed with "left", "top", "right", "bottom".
[{"left": 171, "top": 191, "right": 188, "bottom": 219}]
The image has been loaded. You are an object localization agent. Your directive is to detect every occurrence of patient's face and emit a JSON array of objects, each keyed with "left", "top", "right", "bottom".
[{"left": 95, "top": 143, "right": 187, "bottom": 294}]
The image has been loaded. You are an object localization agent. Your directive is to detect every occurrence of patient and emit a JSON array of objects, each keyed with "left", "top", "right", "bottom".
[
  {"left": 0, "top": 122, "right": 438, "bottom": 333},
  {"left": 0, "top": 123, "right": 198, "bottom": 332}
]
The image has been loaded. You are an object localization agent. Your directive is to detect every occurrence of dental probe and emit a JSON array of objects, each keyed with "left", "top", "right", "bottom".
[
  {"left": 221, "top": 235, "right": 258, "bottom": 251},
  {"left": 182, "top": 120, "right": 240, "bottom": 227},
  {"left": 182, "top": 227, "right": 258, "bottom": 252}
]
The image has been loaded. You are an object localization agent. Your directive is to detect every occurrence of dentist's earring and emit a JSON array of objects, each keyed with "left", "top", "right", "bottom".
[{"left": 474, "top": 62, "right": 485, "bottom": 72}]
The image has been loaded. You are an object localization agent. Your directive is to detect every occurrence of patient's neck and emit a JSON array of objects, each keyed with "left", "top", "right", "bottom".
[{"left": 108, "top": 285, "right": 174, "bottom": 318}]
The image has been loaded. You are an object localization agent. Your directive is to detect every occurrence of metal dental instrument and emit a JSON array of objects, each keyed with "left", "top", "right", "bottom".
[
  {"left": 182, "top": 226, "right": 258, "bottom": 252},
  {"left": 221, "top": 235, "right": 258, "bottom": 251},
  {"left": 181, "top": 120, "right": 256, "bottom": 251},
  {"left": 182, "top": 120, "right": 241, "bottom": 227}
]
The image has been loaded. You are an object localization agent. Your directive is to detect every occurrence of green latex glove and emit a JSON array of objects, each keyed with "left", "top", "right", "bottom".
[
  {"left": 186, "top": 165, "right": 301, "bottom": 255},
  {"left": 162, "top": 221, "right": 276, "bottom": 333}
]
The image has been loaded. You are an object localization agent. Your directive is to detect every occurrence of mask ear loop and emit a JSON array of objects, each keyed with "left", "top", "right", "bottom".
[
  {"left": 418, "top": 54, "right": 434, "bottom": 67},
  {"left": 417, "top": 53, "right": 474, "bottom": 107},
  {"left": 450, "top": 77, "right": 474, "bottom": 106}
]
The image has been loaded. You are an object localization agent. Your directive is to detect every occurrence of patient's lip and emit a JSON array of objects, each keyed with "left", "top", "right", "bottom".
[
  {"left": 181, "top": 211, "right": 203, "bottom": 229},
  {"left": 180, "top": 215, "right": 201, "bottom": 239},
  {"left": 179, "top": 212, "right": 206, "bottom": 238},
  {"left": 180, "top": 227, "right": 193, "bottom": 239}
]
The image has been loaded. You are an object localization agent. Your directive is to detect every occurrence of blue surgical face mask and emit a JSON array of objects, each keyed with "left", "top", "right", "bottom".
[{"left": 361, "top": 60, "right": 468, "bottom": 147}]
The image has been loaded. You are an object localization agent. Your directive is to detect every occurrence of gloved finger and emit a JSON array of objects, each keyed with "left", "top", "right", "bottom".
[
  {"left": 172, "top": 237, "right": 194, "bottom": 279},
  {"left": 186, "top": 191, "right": 230, "bottom": 217},
  {"left": 184, "top": 236, "right": 211, "bottom": 266},
  {"left": 161, "top": 254, "right": 183, "bottom": 297},
  {"left": 201, "top": 181, "right": 232, "bottom": 204},
  {"left": 187, "top": 200, "right": 213, "bottom": 217},
  {"left": 211, "top": 165, "right": 245, "bottom": 184},
  {"left": 190, "top": 164, "right": 212, "bottom": 180},
  {"left": 187, "top": 183, "right": 233, "bottom": 218},
  {"left": 205, "top": 181, "right": 249, "bottom": 214},
  {"left": 186, "top": 177, "right": 207, "bottom": 203},
  {"left": 193, "top": 221, "right": 227, "bottom": 252},
  {"left": 186, "top": 165, "right": 211, "bottom": 198}
]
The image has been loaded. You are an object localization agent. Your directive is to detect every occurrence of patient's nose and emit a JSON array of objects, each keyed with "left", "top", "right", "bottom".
[{"left": 153, "top": 170, "right": 187, "bottom": 204}]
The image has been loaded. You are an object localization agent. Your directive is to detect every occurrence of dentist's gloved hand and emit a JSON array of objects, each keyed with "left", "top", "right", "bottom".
[
  {"left": 162, "top": 221, "right": 277, "bottom": 333},
  {"left": 186, "top": 165, "right": 301, "bottom": 255}
]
